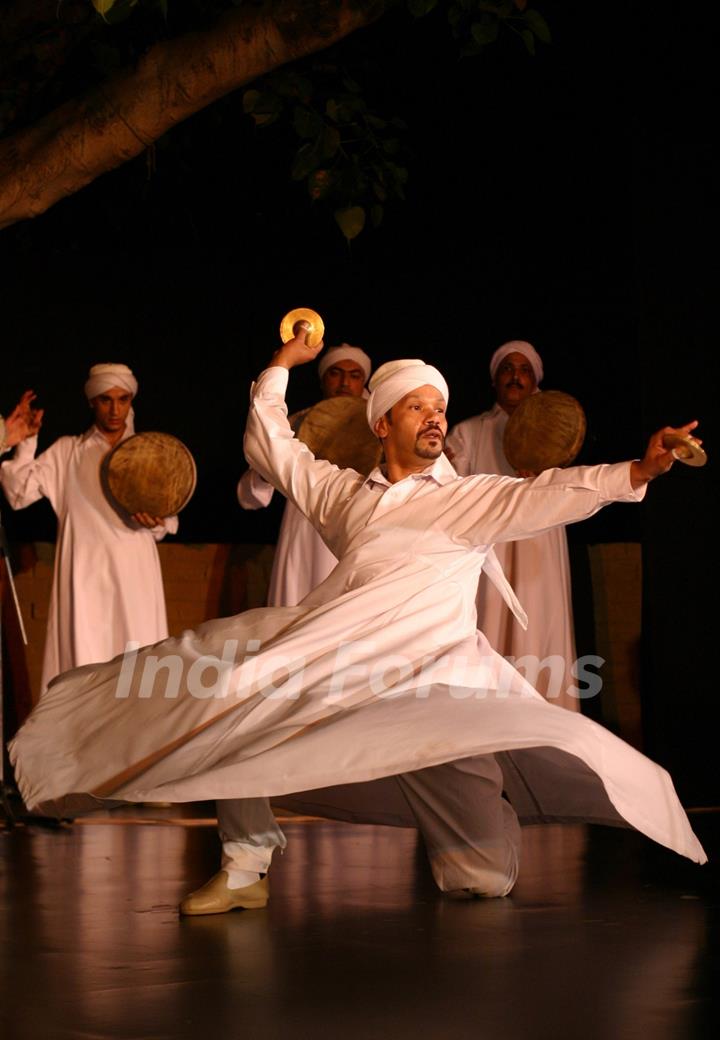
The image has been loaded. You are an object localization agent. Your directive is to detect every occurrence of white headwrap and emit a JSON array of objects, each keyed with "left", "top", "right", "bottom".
[
  {"left": 489, "top": 341, "right": 544, "bottom": 385},
  {"left": 366, "top": 359, "right": 449, "bottom": 432},
  {"left": 84, "top": 363, "right": 138, "bottom": 401},
  {"left": 317, "top": 344, "right": 372, "bottom": 384}
]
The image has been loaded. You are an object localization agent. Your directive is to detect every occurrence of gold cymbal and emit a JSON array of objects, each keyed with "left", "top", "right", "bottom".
[
  {"left": 279, "top": 308, "right": 325, "bottom": 349},
  {"left": 662, "top": 432, "right": 707, "bottom": 467}
]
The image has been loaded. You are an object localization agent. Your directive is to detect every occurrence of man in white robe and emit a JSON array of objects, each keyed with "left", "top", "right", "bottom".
[
  {"left": 446, "top": 342, "right": 579, "bottom": 711},
  {"left": 0, "top": 364, "right": 178, "bottom": 693},
  {"left": 237, "top": 344, "right": 372, "bottom": 606},
  {"left": 8, "top": 338, "right": 706, "bottom": 915}
]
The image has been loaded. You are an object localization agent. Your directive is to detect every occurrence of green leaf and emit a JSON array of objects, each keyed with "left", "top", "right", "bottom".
[
  {"left": 471, "top": 20, "right": 500, "bottom": 46},
  {"left": 243, "top": 90, "right": 282, "bottom": 127},
  {"left": 272, "top": 71, "right": 314, "bottom": 103},
  {"left": 320, "top": 126, "right": 341, "bottom": 160},
  {"left": 326, "top": 96, "right": 359, "bottom": 124},
  {"left": 370, "top": 204, "right": 384, "bottom": 228},
  {"left": 291, "top": 142, "right": 322, "bottom": 181},
  {"left": 334, "top": 206, "right": 366, "bottom": 241},
  {"left": 448, "top": 5, "right": 463, "bottom": 29},
  {"left": 92, "top": 0, "right": 117, "bottom": 15},
  {"left": 334, "top": 164, "right": 368, "bottom": 199},
  {"left": 524, "top": 9, "right": 552, "bottom": 44},
  {"left": 386, "top": 163, "right": 408, "bottom": 200},
  {"left": 95, "top": 0, "right": 139, "bottom": 24},
  {"left": 521, "top": 28, "right": 536, "bottom": 54},
  {"left": 408, "top": 0, "right": 438, "bottom": 16},
  {"left": 293, "top": 106, "right": 323, "bottom": 139}
]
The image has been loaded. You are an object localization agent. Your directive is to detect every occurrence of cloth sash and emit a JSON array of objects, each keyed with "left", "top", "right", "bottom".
[{"left": 482, "top": 547, "right": 528, "bottom": 630}]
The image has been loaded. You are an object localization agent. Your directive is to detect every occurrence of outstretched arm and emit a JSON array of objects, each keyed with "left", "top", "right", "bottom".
[{"left": 444, "top": 420, "right": 703, "bottom": 548}]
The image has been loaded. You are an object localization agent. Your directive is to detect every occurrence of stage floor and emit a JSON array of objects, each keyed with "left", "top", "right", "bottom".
[{"left": 1, "top": 803, "right": 717, "bottom": 1039}]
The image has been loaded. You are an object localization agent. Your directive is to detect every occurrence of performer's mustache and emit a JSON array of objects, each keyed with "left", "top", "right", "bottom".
[{"left": 418, "top": 426, "right": 444, "bottom": 440}]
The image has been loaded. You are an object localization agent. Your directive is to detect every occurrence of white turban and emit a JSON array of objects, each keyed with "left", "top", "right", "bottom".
[
  {"left": 489, "top": 341, "right": 543, "bottom": 385},
  {"left": 366, "top": 359, "right": 449, "bottom": 432},
  {"left": 317, "top": 344, "right": 372, "bottom": 384},
  {"left": 84, "top": 363, "right": 138, "bottom": 401}
]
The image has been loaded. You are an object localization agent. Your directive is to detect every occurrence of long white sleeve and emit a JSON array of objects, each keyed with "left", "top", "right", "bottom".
[
  {"left": 0, "top": 435, "right": 67, "bottom": 512},
  {"left": 243, "top": 367, "right": 361, "bottom": 530},
  {"left": 237, "top": 467, "right": 275, "bottom": 510}
]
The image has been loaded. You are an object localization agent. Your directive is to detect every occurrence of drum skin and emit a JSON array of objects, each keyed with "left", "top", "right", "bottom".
[
  {"left": 101, "top": 432, "right": 197, "bottom": 518},
  {"left": 295, "top": 397, "right": 382, "bottom": 476},
  {"left": 503, "top": 391, "right": 586, "bottom": 473}
]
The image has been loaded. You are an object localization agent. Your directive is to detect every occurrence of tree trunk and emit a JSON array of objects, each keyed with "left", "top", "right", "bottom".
[{"left": 0, "top": 0, "right": 386, "bottom": 230}]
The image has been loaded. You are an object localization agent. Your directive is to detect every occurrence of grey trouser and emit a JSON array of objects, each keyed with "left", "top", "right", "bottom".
[{"left": 217, "top": 753, "right": 520, "bottom": 897}]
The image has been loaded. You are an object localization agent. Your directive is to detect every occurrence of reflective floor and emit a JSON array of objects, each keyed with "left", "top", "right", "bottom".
[{"left": 1, "top": 802, "right": 717, "bottom": 1040}]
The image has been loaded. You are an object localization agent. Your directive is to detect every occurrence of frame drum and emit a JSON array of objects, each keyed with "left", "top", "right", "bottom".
[
  {"left": 101, "top": 432, "right": 197, "bottom": 518},
  {"left": 503, "top": 391, "right": 586, "bottom": 473},
  {"left": 296, "top": 396, "right": 382, "bottom": 476}
]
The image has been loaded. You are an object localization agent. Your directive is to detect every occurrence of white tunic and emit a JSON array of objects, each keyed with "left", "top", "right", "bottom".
[
  {"left": 0, "top": 425, "right": 177, "bottom": 692},
  {"left": 237, "top": 468, "right": 337, "bottom": 606},
  {"left": 9, "top": 368, "right": 705, "bottom": 866},
  {"left": 447, "top": 404, "right": 579, "bottom": 711}
]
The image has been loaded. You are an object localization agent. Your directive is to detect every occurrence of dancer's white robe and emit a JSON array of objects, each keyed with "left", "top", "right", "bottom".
[
  {"left": 237, "top": 469, "right": 337, "bottom": 607},
  {"left": 0, "top": 424, "right": 177, "bottom": 692},
  {"left": 9, "top": 368, "right": 705, "bottom": 866},
  {"left": 447, "top": 403, "right": 579, "bottom": 711}
]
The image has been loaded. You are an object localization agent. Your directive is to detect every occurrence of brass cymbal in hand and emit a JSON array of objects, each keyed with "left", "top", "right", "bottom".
[
  {"left": 662, "top": 432, "right": 707, "bottom": 467},
  {"left": 280, "top": 308, "right": 325, "bottom": 348}
]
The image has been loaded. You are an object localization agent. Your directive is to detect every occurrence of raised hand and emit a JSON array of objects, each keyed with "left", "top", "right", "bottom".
[
  {"left": 3, "top": 390, "right": 44, "bottom": 447},
  {"left": 271, "top": 323, "right": 325, "bottom": 370}
]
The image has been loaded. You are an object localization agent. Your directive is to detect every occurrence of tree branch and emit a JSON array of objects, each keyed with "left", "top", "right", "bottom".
[{"left": 0, "top": 0, "right": 387, "bottom": 230}]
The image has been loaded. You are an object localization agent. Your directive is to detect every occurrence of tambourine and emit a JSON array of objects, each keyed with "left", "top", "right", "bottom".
[
  {"left": 503, "top": 390, "right": 586, "bottom": 473},
  {"left": 280, "top": 308, "right": 325, "bottom": 349},
  {"left": 294, "top": 396, "right": 382, "bottom": 476},
  {"left": 101, "top": 432, "right": 197, "bottom": 518}
]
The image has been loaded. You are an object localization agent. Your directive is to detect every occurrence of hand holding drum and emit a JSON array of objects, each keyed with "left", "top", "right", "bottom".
[{"left": 101, "top": 432, "right": 197, "bottom": 524}]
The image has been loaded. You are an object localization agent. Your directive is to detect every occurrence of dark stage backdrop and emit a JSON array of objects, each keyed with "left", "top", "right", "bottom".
[{"left": 0, "top": 3, "right": 717, "bottom": 802}]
